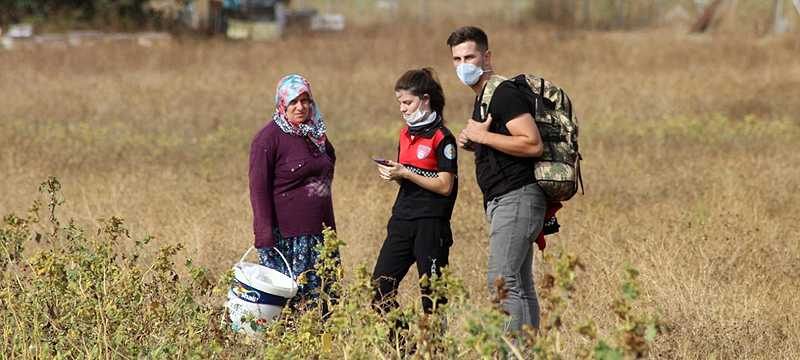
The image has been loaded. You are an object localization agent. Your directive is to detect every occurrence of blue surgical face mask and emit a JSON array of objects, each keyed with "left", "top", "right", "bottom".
[{"left": 456, "top": 63, "right": 484, "bottom": 86}]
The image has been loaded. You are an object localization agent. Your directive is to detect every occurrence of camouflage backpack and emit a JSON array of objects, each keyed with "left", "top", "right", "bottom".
[{"left": 480, "top": 74, "right": 583, "bottom": 202}]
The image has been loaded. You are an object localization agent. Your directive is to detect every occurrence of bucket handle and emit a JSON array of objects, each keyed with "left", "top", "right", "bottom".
[{"left": 239, "top": 246, "right": 295, "bottom": 280}]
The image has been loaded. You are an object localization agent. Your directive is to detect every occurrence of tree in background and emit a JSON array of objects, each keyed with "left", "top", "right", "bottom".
[{"left": 0, "top": 0, "right": 186, "bottom": 31}]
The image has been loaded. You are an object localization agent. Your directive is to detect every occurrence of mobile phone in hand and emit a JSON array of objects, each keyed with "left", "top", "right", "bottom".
[{"left": 372, "top": 157, "right": 390, "bottom": 166}]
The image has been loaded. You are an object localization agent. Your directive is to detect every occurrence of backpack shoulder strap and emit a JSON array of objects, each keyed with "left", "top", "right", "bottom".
[{"left": 479, "top": 74, "right": 507, "bottom": 120}]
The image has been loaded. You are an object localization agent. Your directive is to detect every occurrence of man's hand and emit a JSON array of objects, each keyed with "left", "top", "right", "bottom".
[
  {"left": 457, "top": 130, "right": 475, "bottom": 151},
  {"left": 461, "top": 114, "right": 494, "bottom": 145}
]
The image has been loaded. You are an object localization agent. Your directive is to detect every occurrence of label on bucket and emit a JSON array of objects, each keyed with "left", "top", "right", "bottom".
[{"left": 230, "top": 278, "right": 289, "bottom": 306}]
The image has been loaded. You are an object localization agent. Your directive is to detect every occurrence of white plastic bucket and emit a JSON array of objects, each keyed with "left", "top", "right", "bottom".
[{"left": 225, "top": 247, "right": 298, "bottom": 334}]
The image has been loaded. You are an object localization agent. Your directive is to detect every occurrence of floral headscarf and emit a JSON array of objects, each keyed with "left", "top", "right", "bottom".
[{"left": 272, "top": 74, "right": 327, "bottom": 152}]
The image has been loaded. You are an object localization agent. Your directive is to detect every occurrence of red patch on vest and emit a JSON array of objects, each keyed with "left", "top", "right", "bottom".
[{"left": 398, "top": 127, "right": 444, "bottom": 171}]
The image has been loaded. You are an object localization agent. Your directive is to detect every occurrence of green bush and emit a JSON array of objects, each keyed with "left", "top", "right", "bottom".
[
  {"left": 0, "top": 0, "right": 166, "bottom": 31},
  {"left": 0, "top": 177, "right": 664, "bottom": 358}
]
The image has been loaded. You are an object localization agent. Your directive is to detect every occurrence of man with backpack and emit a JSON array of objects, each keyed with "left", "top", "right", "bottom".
[{"left": 447, "top": 25, "right": 548, "bottom": 332}]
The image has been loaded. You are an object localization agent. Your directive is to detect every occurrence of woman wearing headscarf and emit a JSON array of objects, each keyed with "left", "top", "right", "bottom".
[{"left": 249, "top": 74, "right": 337, "bottom": 307}]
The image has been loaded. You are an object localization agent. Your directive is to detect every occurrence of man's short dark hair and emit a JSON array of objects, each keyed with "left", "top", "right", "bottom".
[{"left": 446, "top": 26, "right": 488, "bottom": 52}]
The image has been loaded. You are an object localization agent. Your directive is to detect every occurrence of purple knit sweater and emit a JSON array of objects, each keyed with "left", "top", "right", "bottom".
[{"left": 249, "top": 121, "right": 336, "bottom": 248}]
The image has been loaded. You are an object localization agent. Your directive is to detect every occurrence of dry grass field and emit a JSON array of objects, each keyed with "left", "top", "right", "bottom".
[{"left": 2, "top": 19, "right": 800, "bottom": 358}]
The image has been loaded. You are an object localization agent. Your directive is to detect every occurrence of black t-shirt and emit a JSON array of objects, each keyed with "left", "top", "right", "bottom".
[
  {"left": 391, "top": 124, "right": 459, "bottom": 220},
  {"left": 471, "top": 81, "right": 536, "bottom": 203}
]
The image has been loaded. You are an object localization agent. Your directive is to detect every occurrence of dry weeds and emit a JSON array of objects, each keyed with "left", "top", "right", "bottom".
[{"left": 1, "top": 21, "right": 799, "bottom": 358}]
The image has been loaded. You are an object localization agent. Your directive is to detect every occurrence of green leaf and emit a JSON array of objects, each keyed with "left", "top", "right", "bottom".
[
  {"left": 645, "top": 323, "right": 658, "bottom": 342},
  {"left": 622, "top": 282, "right": 639, "bottom": 301},
  {"left": 594, "top": 341, "right": 624, "bottom": 360}
]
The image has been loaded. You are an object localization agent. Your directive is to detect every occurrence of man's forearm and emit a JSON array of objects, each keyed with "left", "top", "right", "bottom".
[{"left": 480, "top": 132, "right": 542, "bottom": 157}]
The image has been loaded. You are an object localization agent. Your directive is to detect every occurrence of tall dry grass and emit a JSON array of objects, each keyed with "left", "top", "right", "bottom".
[{"left": 1, "top": 20, "right": 799, "bottom": 358}]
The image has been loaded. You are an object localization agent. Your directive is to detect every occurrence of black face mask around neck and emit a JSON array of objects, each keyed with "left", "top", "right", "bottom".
[{"left": 408, "top": 115, "right": 442, "bottom": 137}]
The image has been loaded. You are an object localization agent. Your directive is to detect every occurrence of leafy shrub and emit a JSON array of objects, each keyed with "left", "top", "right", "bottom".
[
  {"left": 1, "top": 177, "right": 663, "bottom": 358},
  {"left": 0, "top": 0, "right": 183, "bottom": 31}
]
